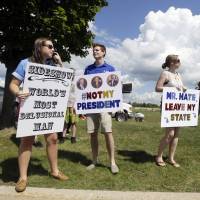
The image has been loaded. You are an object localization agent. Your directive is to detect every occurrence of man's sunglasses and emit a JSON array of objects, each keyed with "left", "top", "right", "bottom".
[{"left": 43, "top": 44, "right": 54, "bottom": 49}]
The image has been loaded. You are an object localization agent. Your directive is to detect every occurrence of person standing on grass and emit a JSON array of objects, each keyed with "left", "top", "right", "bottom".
[
  {"left": 84, "top": 43, "right": 119, "bottom": 174},
  {"left": 61, "top": 68, "right": 79, "bottom": 144},
  {"left": 9, "top": 37, "right": 69, "bottom": 193},
  {"left": 155, "top": 54, "right": 186, "bottom": 168}
]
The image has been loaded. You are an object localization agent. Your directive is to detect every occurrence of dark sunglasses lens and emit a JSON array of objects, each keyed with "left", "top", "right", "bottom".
[
  {"left": 44, "top": 44, "right": 54, "bottom": 49},
  {"left": 48, "top": 45, "right": 54, "bottom": 49}
]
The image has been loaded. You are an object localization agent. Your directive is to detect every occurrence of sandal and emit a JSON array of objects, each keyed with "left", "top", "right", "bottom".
[
  {"left": 155, "top": 160, "right": 166, "bottom": 167},
  {"left": 155, "top": 157, "right": 166, "bottom": 167},
  {"left": 167, "top": 161, "right": 180, "bottom": 168}
]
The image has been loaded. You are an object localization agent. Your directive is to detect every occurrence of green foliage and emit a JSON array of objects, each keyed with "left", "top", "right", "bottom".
[{"left": 0, "top": 0, "right": 108, "bottom": 65}]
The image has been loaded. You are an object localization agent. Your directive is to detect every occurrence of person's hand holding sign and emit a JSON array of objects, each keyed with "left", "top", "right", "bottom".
[{"left": 16, "top": 89, "right": 30, "bottom": 101}]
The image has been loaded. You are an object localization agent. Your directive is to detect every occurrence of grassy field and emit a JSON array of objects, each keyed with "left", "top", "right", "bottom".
[{"left": 0, "top": 110, "right": 200, "bottom": 192}]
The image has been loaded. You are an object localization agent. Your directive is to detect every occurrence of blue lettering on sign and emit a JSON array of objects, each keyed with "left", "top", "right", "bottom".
[
  {"left": 179, "top": 93, "right": 196, "bottom": 101},
  {"left": 166, "top": 92, "right": 176, "bottom": 100},
  {"left": 77, "top": 100, "right": 121, "bottom": 110}
]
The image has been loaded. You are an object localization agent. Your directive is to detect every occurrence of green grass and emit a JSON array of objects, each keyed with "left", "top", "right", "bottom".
[{"left": 1, "top": 110, "right": 200, "bottom": 192}]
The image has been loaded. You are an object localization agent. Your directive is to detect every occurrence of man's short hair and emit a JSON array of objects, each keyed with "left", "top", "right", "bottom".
[{"left": 92, "top": 43, "right": 106, "bottom": 57}]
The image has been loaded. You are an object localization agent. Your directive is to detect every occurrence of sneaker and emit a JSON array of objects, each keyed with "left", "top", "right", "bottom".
[
  {"left": 15, "top": 179, "right": 27, "bottom": 192},
  {"left": 86, "top": 163, "right": 96, "bottom": 170},
  {"left": 50, "top": 171, "right": 69, "bottom": 181},
  {"left": 111, "top": 164, "right": 119, "bottom": 174},
  {"left": 71, "top": 137, "right": 76, "bottom": 144}
]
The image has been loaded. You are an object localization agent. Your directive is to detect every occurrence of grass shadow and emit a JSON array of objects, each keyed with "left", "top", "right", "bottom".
[
  {"left": 58, "top": 149, "right": 92, "bottom": 166},
  {"left": 118, "top": 150, "right": 155, "bottom": 163},
  {"left": 58, "top": 149, "right": 107, "bottom": 168},
  {"left": 0, "top": 157, "right": 48, "bottom": 183}
]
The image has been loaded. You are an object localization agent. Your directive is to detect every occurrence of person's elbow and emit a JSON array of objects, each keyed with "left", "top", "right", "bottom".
[
  {"left": 155, "top": 86, "right": 162, "bottom": 92},
  {"left": 155, "top": 86, "right": 159, "bottom": 92}
]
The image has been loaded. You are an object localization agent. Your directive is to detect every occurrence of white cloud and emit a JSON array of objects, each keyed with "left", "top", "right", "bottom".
[{"left": 70, "top": 7, "right": 200, "bottom": 104}]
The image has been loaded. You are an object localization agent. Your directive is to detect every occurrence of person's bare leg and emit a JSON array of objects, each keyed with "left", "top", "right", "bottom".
[
  {"left": 71, "top": 124, "right": 76, "bottom": 138},
  {"left": 90, "top": 132, "right": 98, "bottom": 163},
  {"left": 44, "top": 133, "right": 58, "bottom": 175},
  {"left": 18, "top": 136, "right": 35, "bottom": 180},
  {"left": 86, "top": 132, "right": 98, "bottom": 170},
  {"left": 156, "top": 128, "right": 174, "bottom": 163},
  {"left": 104, "top": 132, "right": 119, "bottom": 173},
  {"left": 104, "top": 132, "right": 116, "bottom": 165},
  {"left": 169, "top": 127, "right": 180, "bottom": 164}
]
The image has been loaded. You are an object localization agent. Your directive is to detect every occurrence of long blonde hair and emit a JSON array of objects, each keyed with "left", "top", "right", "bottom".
[{"left": 30, "top": 37, "right": 51, "bottom": 63}]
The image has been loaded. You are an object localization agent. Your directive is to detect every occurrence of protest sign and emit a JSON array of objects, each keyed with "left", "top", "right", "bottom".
[
  {"left": 161, "top": 87, "right": 200, "bottom": 127},
  {"left": 75, "top": 71, "right": 122, "bottom": 114},
  {"left": 16, "top": 63, "right": 73, "bottom": 137}
]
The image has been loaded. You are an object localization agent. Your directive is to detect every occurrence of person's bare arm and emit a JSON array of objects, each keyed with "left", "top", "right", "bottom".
[
  {"left": 155, "top": 72, "right": 168, "bottom": 92},
  {"left": 9, "top": 77, "right": 29, "bottom": 100}
]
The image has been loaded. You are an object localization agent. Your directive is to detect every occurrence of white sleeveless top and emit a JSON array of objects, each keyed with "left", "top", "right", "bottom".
[{"left": 163, "top": 70, "right": 183, "bottom": 90}]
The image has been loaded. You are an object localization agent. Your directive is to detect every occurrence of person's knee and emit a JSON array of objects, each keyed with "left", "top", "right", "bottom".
[
  {"left": 46, "top": 134, "right": 57, "bottom": 146},
  {"left": 166, "top": 132, "right": 174, "bottom": 142}
]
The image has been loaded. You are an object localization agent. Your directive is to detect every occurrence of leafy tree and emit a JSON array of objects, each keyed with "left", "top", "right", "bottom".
[{"left": 0, "top": 0, "right": 107, "bottom": 127}]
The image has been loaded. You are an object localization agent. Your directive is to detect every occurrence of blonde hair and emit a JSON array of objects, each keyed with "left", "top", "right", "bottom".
[
  {"left": 30, "top": 37, "right": 52, "bottom": 63},
  {"left": 162, "top": 54, "right": 179, "bottom": 69}
]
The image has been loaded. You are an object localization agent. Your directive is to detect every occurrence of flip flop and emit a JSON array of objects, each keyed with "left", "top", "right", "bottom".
[
  {"left": 167, "top": 161, "right": 180, "bottom": 168},
  {"left": 155, "top": 160, "right": 166, "bottom": 167}
]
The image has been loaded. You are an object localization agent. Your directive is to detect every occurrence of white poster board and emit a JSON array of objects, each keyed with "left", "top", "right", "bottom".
[
  {"left": 75, "top": 71, "right": 123, "bottom": 114},
  {"left": 161, "top": 88, "right": 199, "bottom": 127},
  {"left": 16, "top": 63, "right": 73, "bottom": 138}
]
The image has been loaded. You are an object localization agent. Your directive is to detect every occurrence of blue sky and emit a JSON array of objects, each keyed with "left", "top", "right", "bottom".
[{"left": 95, "top": 0, "right": 200, "bottom": 41}]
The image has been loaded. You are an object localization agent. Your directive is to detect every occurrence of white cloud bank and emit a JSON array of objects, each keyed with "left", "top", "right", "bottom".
[{"left": 70, "top": 7, "right": 200, "bottom": 104}]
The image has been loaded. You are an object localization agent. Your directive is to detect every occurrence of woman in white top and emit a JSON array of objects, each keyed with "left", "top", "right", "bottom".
[{"left": 155, "top": 54, "right": 186, "bottom": 167}]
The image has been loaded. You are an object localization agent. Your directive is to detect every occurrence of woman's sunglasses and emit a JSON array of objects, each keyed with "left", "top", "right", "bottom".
[
  {"left": 43, "top": 44, "right": 54, "bottom": 49},
  {"left": 173, "top": 59, "right": 180, "bottom": 63}
]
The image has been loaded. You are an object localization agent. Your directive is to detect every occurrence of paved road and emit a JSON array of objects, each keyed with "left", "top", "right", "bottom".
[{"left": 0, "top": 186, "right": 200, "bottom": 200}]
